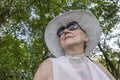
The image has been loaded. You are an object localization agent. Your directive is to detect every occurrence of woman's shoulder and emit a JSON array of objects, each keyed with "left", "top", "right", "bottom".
[
  {"left": 33, "top": 59, "right": 52, "bottom": 80},
  {"left": 92, "top": 60, "right": 115, "bottom": 80}
]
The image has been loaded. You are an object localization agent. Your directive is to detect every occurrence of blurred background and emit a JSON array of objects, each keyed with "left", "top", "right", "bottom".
[{"left": 0, "top": 0, "right": 120, "bottom": 80}]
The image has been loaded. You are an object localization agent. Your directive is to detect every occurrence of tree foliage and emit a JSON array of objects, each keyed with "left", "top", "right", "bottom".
[{"left": 0, "top": 0, "right": 120, "bottom": 79}]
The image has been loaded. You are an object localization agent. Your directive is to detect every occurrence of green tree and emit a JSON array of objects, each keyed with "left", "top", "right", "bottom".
[{"left": 0, "top": 0, "right": 119, "bottom": 79}]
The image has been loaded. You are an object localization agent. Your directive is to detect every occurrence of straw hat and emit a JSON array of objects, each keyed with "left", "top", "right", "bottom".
[{"left": 45, "top": 9, "right": 101, "bottom": 57}]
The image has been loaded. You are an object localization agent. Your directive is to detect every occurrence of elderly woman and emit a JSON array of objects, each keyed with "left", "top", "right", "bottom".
[{"left": 34, "top": 9, "right": 115, "bottom": 80}]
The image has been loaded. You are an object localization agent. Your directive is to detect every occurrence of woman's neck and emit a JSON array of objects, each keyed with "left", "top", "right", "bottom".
[{"left": 64, "top": 44, "right": 84, "bottom": 55}]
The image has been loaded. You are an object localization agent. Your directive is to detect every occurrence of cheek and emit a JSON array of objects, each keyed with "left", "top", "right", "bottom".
[
  {"left": 59, "top": 38, "right": 64, "bottom": 48},
  {"left": 75, "top": 31, "right": 86, "bottom": 41}
]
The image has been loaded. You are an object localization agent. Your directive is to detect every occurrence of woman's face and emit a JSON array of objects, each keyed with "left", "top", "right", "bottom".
[{"left": 59, "top": 27, "right": 88, "bottom": 50}]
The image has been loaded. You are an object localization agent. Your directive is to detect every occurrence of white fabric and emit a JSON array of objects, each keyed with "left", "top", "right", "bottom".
[{"left": 50, "top": 56, "right": 110, "bottom": 80}]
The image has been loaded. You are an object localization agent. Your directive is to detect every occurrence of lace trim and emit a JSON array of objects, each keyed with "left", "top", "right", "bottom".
[{"left": 65, "top": 54, "right": 88, "bottom": 63}]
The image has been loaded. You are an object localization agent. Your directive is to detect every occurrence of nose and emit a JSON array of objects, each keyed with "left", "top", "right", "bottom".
[{"left": 64, "top": 28, "right": 70, "bottom": 35}]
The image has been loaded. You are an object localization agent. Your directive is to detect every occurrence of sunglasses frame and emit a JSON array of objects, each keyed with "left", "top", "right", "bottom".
[{"left": 57, "top": 21, "right": 85, "bottom": 37}]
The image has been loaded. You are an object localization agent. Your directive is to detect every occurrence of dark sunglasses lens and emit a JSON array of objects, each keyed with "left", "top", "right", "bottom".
[
  {"left": 67, "top": 23, "right": 79, "bottom": 30},
  {"left": 57, "top": 27, "right": 65, "bottom": 37}
]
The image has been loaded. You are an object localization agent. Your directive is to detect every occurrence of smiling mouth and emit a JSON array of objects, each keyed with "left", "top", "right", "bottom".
[{"left": 64, "top": 36, "right": 73, "bottom": 40}]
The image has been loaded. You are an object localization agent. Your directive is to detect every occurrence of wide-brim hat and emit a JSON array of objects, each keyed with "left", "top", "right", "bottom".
[{"left": 45, "top": 9, "right": 101, "bottom": 57}]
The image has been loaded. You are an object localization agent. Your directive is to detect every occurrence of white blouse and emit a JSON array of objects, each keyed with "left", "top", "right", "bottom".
[{"left": 50, "top": 54, "right": 110, "bottom": 80}]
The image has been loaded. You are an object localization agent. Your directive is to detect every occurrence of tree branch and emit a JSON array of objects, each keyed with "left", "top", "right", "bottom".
[{"left": 98, "top": 43, "right": 118, "bottom": 78}]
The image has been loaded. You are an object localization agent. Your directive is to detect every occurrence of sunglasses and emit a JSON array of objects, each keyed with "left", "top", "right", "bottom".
[{"left": 57, "top": 21, "right": 85, "bottom": 37}]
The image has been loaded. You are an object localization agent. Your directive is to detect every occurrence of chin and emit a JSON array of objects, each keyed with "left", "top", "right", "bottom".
[
  {"left": 61, "top": 38, "right": 81, "bottom": 48},
  {"left": 63, "top": 40, "right": 77, "bottom": 48}
]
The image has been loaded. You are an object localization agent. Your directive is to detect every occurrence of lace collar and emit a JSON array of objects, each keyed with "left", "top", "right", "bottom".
[{"left": 65, "top": 54, "right": 87, "bottom": 63}]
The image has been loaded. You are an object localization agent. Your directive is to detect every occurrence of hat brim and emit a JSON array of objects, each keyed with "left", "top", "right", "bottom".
[{"left": 45, "top": 9, "right": 101, "bottom": 57}]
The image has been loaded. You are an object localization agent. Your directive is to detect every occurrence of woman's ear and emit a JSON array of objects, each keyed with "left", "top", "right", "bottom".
[{"left": 84, "top": 36, "right": 88, "bottom": 43}]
